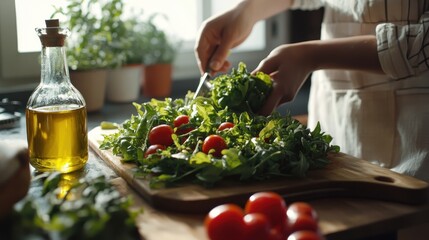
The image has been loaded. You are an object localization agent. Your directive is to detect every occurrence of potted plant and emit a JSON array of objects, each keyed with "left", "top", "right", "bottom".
[
  {"left": 106, "top": 18, "right": 145, "bottom": 103},
  {"left": 52, "top": 0, "right": 127, "bottom": 112},
  {"left": 140, "top": 14, "right": 180, "bottom": 98}
]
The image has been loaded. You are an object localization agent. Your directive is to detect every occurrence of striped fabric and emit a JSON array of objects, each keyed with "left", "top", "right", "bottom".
[{"left": 292, "top": 0, "right": 429, "bottom": 80}]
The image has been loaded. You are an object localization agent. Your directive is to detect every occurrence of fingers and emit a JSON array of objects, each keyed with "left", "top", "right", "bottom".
[
  {"left": 194, "top": 37, "right": 212, "bottom": 75},
  {"left": 252, "top": 54, "right": 278, "bottom": 76},
  {"left": 195, "top": 42, "right": 231, "bottom": 75},
  {"left": 210, "top": 60, "right": 231, "bottom": 76},
  {"left": 219, "top": 60, "right": 231, "bottom": 73},
  {"left": 258, "top": 80, "right": 283, "bottom": 116},
  {"left": 195, "top": 38, "right": 233, "bottom": 75},
  {"left": 195, "top": 15, "right": 237, "bottom": 74},
  {"left": 208, "top": 43, "right": 231, "bottom": 72},
  {"left": 253, "top": 57, "right": 283, "bottom": 116},
  {"left": 254, "top": 60, "right": 299, "bottom": 115}
]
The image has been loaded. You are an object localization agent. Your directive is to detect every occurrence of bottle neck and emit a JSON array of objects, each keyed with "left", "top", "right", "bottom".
[{"left": 40, "top": 46, "right": 70, "bottom": 84}]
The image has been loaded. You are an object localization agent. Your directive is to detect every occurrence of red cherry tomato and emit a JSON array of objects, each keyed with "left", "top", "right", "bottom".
[
  {"left": 173, "top": 115, "right": 190, "bottom": 128},
  {"left": 174, "top": 115, "right": 194, "bottom": 137},
  {"left": 287, "top": 202, "right": 318, "bottom": 221},
  {"left": 205, "top": 204, "right": 246, "bottom": 240},
  {"left": 218, "top": 122, "right": 235, "bottom": 131},
  {"left": 287, "top": 215, "right": 319, "bottom": 234},
  {"left": 148, "top": 124, "right": 174, "bottom": 146},
  {"left": 243, "top": 213, "right": 272, "bottom": 240},
  {"left": 144, "top": 144, "right": 166, "bottom": 158},
  {"left": 202, "top": 135, "right": 227, "bottom": 158},
  {"left": 245, "top": 192, "right": 287, "bottom": 232},
  {"left": 287, "top": 230, "right": 323, "bottom": 240},
  {"left": 268, "top": 228, "right": 286, "bottom": 240}
]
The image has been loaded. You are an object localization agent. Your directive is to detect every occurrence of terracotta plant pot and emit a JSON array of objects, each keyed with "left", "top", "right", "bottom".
[
  {"left": 70, "top": 69, "right": 107, "bottom": 112},
  {"left": 106, "top": 64, "right": 143, "bottom": 103},
  {"left": 143, "top": 63, "right": 172, "bottom": 98}
]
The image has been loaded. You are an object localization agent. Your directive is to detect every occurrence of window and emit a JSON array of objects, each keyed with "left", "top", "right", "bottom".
[{"left": 0, "top": 0, "right": 287, "bottom": 93}]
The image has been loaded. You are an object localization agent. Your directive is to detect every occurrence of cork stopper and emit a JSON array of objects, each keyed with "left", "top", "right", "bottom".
[
  {"left": 46, "top": 19, "right": 60, "bottom": 34},
  {"left": 37, "top": 19, "right": 67, "bottom": 47}
]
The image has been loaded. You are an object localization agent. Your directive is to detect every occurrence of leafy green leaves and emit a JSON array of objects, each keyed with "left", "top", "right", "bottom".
[
  {"left": 138, "top": 14, "right": 181, "bottom": 65},
  {"left": 210, "top": 62, "right": 272, "bottom": 113},
  {"left": 52, "top": 0, "right": 129, "bottom": 70},
  {"left": 2, "top": 173, "right": 140, "bottom": 240},
  {"left": 100, "top": 63, "right": 339, "bottom": 188},
  {"left": 100, "top": 99, "right": 338, "bottom": 188}
]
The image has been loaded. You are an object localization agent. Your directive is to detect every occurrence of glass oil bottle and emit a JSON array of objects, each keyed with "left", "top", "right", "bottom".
[{"left": 26, "top": 19, "right": 88, "bottom": 173}]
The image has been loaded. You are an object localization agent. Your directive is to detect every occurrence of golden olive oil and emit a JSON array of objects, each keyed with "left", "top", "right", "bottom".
[{"left": 26, "top": 105, "right": 88, "bottom": 173}]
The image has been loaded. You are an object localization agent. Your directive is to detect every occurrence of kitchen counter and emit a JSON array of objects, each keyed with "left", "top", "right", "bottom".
[
  {"left": 2, "top": 87, "right": 429, "bottom": 240},
  {"left": 112, "top": 176, "right": 429, "bottom": 240},
  {"left": 89, "top": 127, "right": 429, "bottom": 240}
]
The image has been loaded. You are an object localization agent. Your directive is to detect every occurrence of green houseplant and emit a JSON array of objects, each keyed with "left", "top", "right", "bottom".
[
  {"left": 105, "top": 18, "right": 146, "bottom": 103},
  {"left": 140, "top": 14, "right": 180, "bottom": 98},
  {"left": 54, "top": 0, "right": 127, "bottom": 70},
  {"left": 140, "top": 14, "right": 178, "bottom": 65},
  {"left": 52, "top": 0, "right": 128, "bottom": 111},
  {"left": 123, "top": 18, "right": 147, "bottom": 65}
]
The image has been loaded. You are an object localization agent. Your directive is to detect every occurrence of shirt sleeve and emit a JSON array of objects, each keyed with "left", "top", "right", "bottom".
[
  {"left": 376, "top": 12, "right": 429, "bottom": 79},
  {"left": 290, "top": 0, "right": 324, "bottom": 10}
]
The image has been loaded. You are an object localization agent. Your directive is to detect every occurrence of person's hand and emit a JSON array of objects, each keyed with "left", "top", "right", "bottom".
[
  {"left": 194, "top": 4, "right": 255, "bottom": 74},
  {"left": 194, "top": 0, "right": 294, "bottom": 74},
  {"left": 253, "top": 43, "right": 315, "bottom": 116},
  {"left": 254, "top": 35, "right": 383, "bottom": 116}
]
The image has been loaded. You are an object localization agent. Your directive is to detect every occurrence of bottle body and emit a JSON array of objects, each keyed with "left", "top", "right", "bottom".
[
  {"left": 26, "top": 105, "right": 87, "bottom": 173},
  {"left": 26, "top": 20, "right": 88, "bottom": 173}
]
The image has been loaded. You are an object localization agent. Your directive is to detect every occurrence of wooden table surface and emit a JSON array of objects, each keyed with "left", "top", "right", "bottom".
[
  {"left": 93, "top": 146, "right": 429, "bottom": 240},
  {"left": 111, "top": 176, "right": 429, "bottom": 240}
]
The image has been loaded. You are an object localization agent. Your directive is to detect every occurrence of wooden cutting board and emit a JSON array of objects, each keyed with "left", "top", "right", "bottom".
[{"left": 89, "top": 127, "right": 429, "bottom": 213}]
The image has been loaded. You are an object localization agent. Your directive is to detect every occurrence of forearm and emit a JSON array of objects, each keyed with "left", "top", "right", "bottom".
[
  {"left": 238, "top": 0, "right": 293, "bottom": 23},
  {"left": 303, "top": 35, "right": 383, "bottom": 74}
]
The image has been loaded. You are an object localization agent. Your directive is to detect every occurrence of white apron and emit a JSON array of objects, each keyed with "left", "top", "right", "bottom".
[{"left": 292, "top": 0, "right": 429, "bottom": 182}]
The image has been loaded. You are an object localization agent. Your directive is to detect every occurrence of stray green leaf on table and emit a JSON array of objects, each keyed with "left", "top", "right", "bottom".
[
  {"left": 1, "top": 172, "right": 141, "bottom": 240},
  {"left": 101, "top": 121, "right": 119, "bottom": 130}
]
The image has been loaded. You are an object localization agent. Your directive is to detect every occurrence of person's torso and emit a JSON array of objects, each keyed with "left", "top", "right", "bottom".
[{"left": 305, "top": 0, "right": 429, "bottom": 181}]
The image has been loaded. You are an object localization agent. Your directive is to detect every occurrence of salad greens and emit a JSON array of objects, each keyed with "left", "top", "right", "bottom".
[
  {"left": 100, "top": 63, "right": 339, "bottom": 188},
  {"left": 211, "top": 62, "right": 272, "bottom": 113},
  {"left": 1, "top": 172, "right": 140, "bottom": 240}
]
